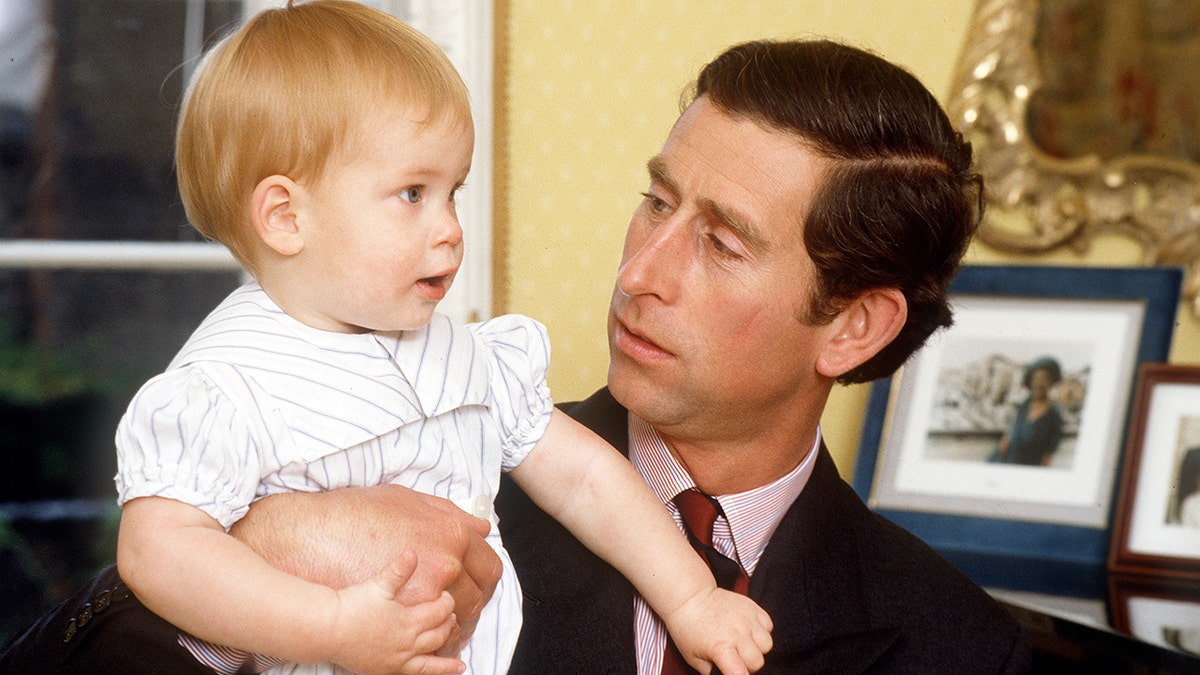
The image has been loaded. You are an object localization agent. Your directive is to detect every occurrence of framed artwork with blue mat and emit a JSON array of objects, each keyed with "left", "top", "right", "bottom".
[{"left": 852, "top": 265, "right": 1182, "bottom": 596}]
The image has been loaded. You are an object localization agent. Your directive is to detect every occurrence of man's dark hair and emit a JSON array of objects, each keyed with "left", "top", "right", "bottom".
[{"left": 690, "top": 39, "right": 982, "bottom": 384}]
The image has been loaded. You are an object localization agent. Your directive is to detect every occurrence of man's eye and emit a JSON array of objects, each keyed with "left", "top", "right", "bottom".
[
  {"left": 641, "top": 192, "right": 669, "bottom": 213},
  {"left": 400, "top": 187, "right": 422, "bottom": 203},
  {"left": 708, "top": 233, "right": 739, "bottom": 258}
]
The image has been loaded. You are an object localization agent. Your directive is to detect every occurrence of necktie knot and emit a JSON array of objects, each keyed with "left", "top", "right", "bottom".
[
  {"left": 672, "top": 488, "right": 747, "bottom": 594},
  {"left": 673, "top": 488, "right": 721, "bottom": 547}
]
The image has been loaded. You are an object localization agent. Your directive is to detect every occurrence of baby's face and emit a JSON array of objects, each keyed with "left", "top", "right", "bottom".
[{"left": 287, "top": 109, "right": 474, "bottom": 334}]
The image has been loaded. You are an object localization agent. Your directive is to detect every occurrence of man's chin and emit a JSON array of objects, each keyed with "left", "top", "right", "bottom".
[{"left": 608, "top": 361, "right": 669, "bottom": 416}]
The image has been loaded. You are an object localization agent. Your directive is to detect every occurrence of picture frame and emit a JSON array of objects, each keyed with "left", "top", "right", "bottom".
[
  {"left": 852, "top": 265, "right": 1182, "bottom": 595},
  {"left": 1109, "top": 364, "right": 1200, "bottom": 580},
  {"left": 1109, "top": 575, "right": 1200, "bottom": 659}
]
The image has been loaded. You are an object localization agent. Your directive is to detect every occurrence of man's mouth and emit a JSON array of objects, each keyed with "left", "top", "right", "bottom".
[{"left": 613, "top": 318, "right": 672, "bottom": 360}]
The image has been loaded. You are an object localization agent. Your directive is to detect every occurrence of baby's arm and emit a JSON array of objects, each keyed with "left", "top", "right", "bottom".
[
  {"left": 508, "top": 409, "right": 773, "bottom": 675},
  {"left": 117, "top": 495, "right": 464, "bottom": 675}
]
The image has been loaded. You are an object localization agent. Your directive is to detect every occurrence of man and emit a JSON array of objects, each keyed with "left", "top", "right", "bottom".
[
  {"left": 1, "top": 38, "right": 1029, "bottom": 674},
  {"left": 494, "top": 40, "right": 1027, "bottom": 673}
]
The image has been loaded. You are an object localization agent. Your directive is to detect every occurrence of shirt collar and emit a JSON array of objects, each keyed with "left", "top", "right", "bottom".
[
  {"left": 628, "top": 414, "right": 818, "bottom": 574},
  {"left": 172, "top": 283, "right": 491, "bottom": 454},
  {"left": 375, "top": 313, "right": 492, "bottom": 418},
  {"left": 235, "top": 282, "right": 493, "bottom": 419}
]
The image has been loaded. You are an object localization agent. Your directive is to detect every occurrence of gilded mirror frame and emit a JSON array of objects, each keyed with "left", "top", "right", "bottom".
[{"left": 949, "top": 0, "right": 1200, "bottom": 313}]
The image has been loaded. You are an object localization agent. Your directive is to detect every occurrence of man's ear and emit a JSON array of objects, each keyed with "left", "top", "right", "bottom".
[
  {"left": 815, "top": 287, "right": 907, "bottom": 379},
  {"left": 251, "top": 175, "right": 304, "bottom": 257}
]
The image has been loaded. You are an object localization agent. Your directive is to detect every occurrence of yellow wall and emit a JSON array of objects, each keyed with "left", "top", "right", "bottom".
[{"left": 498, "top": 1, "right": 1200, "bottom": 478}]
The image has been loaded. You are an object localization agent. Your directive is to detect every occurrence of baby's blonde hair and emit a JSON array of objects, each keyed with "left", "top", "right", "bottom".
[{"left": 175, "top": 0, "right": 471, "bottom": 274}]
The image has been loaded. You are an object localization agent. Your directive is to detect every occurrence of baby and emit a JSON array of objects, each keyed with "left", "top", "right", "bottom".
[{"left": 114, "top": 2, "right": 772, "bottom": 674}]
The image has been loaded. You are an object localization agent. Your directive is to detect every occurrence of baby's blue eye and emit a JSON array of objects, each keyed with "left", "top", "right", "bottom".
[{"left": 400, "top": 187, "right": 422, "bottom": 203}]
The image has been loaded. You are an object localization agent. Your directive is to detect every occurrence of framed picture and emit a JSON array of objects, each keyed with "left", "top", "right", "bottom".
[
  {"left": 1110, "top": 364, "right": 1200, "bottom": 579},
  {"left": 853, "top": 265, "right": 1182, "bottom": 594},
  {"left": 1110, "top": 575, "right": 1200, "bottom": 659}
]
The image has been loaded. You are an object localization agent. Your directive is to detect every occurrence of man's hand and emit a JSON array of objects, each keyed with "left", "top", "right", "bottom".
[{"left": 230, "top": 485, "right": 502, "bottom": 653}]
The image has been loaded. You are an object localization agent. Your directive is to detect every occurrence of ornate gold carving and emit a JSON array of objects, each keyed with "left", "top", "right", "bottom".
[{"left": 949, "top": 0, "right": 1200, "bottom": 313}]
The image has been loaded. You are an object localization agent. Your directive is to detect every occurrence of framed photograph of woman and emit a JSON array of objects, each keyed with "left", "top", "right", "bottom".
[
  {"left": 853, "top": 265, "right": 1182, "bottom": 593},
  {"left": 1110, "top": 364, "right": 1200, "bottom": 579}
]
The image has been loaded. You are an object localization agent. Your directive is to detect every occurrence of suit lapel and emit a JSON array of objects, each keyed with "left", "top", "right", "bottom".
[
  {"left": 750, "top": 443, "right": 901, "bottom": 673},
  {"left": 565, "top": 386, "right": 630, "bottom": 451}
]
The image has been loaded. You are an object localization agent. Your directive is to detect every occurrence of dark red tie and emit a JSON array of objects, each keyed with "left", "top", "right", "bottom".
[{"left": 660, "top": 489, "right": 750, "bottom": 675}]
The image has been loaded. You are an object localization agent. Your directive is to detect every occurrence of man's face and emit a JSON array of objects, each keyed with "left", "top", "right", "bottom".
[{"left": 607, "top": 96, "right": 836, "bottom": 444}]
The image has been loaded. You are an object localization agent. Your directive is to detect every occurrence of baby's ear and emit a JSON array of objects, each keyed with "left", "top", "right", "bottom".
[{"left": 251, "top": 175, "right": 304, "bottom": 256}]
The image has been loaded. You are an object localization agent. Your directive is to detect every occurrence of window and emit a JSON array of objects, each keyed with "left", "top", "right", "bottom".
[{"left": 0, "top": 0, "right": 492, "bottom": 643}]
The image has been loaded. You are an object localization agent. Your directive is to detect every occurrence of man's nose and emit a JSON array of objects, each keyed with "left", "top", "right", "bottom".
[{"left": 615, "top": 217, "right": 685, "bottom": 303}]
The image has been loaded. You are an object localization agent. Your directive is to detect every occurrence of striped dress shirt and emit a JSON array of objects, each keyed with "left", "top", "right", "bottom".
[
  {"left": 627, "top": 414, "right": 818, "bottom": 675},
  {"left": 115, "top": 283, "right": 552, "bottom": 674}
]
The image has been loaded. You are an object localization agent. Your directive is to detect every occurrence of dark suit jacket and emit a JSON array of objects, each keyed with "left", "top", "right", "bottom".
[
  {"left": 496, "top": 388, "right": 1031, "bottom": 674},
  {"left": 0, "top": 564, "right": 212, "bottom": 674}
]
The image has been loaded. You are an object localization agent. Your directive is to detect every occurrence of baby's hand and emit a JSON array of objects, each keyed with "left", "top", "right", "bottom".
[
  {"left": 328, "top": 550, "right": 465, "bottom": 675},
  {"left": 664, "top": 587, "right": 773, "bottom": 675}
]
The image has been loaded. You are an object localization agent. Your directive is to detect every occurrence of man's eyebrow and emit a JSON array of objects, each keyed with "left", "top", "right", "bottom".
[
  {"left": 646, "top": 156, "right": 676, "bottom": 194},
  {"left": 645, "top": 155, "right": 771, "bottom": 254},
  {"left": 700, "top": 197, "right": 771, "bottom": 254}
]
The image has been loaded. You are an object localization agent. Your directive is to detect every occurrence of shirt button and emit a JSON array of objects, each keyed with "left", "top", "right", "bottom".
[{"left": 471, "top": 493, "right": 493, "bottom": 519}]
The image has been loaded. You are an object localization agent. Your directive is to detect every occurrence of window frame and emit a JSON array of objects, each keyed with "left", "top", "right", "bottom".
[{"left": 0, "top": 0, "right": 494, "bottom": 322}]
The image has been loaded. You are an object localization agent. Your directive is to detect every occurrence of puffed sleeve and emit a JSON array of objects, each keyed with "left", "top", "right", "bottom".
[
  {"left": 113, "top": 365, "right": 267, "bottom": 530},
  {"left": 472, "top": 314, "right": 554, "bottom": 472}
]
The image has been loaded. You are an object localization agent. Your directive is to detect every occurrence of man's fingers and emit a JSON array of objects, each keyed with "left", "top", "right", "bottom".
[
  {"left": 408, "top": 490, "right": 500, "bottom": 593},
  {"left": 414, "top": 490, "right": 492, "bottom": 537},
  {"left": 405, "top": 505, "right": 499, "bottom": 621},
  {"left": 460, "top": 527, "right": 503, "bottom": 595},
  {"left": 442, "top": 571, "right": 485, "bottom": 627}
]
